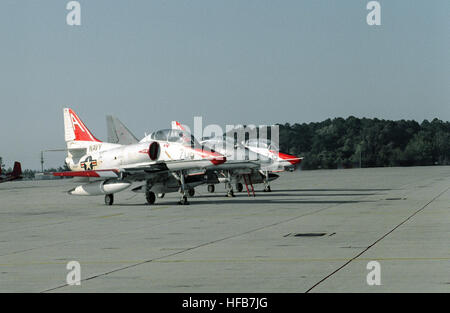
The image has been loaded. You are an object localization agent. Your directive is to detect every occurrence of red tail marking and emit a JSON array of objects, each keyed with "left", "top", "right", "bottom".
[
  {"left": 11, "top": 162, "right": 22, "bottom": 177},
  {"left": 175, "top": 121, "right": 185, "bottom": 130},
  {"left": 69, "top": 109, "right": 101, "bottom": 142}
]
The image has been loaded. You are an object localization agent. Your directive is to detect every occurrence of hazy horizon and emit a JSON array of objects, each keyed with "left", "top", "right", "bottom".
[{"left": 1, "top": 0, "right": 449, "bottom": 169}]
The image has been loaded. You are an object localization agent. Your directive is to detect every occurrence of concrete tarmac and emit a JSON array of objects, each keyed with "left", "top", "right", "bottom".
[{"left": 0, "top": 166, "right": 449, "bottom": 292}]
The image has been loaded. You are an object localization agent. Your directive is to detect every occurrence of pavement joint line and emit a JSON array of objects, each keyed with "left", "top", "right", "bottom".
[
  {"left": 1, "top": 170, "right": 442, "bottom": 292},
  {"left": 0, "top": 216, "right": 189, "bottom": 258},
  {"left": 305, "top": 184, "right": 450, "bottom": 293},
  {"left": 40, "top": 203, "right": 352, "bottom": 292}
]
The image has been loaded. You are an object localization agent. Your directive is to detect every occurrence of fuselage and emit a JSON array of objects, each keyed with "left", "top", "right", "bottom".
[{"left": 66, "top": 131, "right": 225, "bottom": 173}]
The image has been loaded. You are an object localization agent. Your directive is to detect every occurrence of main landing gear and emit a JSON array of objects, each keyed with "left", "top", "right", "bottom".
[
  {"left": 179, "top": 195, "right": 189, "bottom": 205},
  {"left": 146, "top": 190, "right": 156, "bottom": 205},
  {"left": 235, "top": 182, "right": 243, "bottom": 193},
  {"left": 263, "top": 170, "right": 272, "bottom": 192},
  {"left": 104, "top": 194, "right": 114, "bottom": 206},
  {"left": 224, "top": 170, "right": 235, "bottom": 197},
  {"left": 178, "top": 171, "right": 190, "bottom": 205},
  {"left": 144, "top": 180, "right": 157, "bottom": 205},
  {"left": 226, "top": 182, "right": 235, "bottom": 197},
  {"left": 226, "top": 189, "right": 235, "bottom": 197}
]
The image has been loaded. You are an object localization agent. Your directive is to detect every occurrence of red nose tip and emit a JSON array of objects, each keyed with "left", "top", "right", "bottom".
[
  {"left": 210, "top": 156, "right": 227, "bottom": 165},
  {"left": 290, "top": 157, "right": 302, "bottom": 165},
  {"left": 278, "top": 152, "right": 302, "bottom": 165}
]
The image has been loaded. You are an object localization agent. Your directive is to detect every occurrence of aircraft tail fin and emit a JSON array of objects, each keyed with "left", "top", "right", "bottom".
[
  {"left": 106, "top": 115, "right": 139, "bottom": 145},
  {"left": 11, "top": 162, "right": 22, "bottom": 177},
  {"left": 64, "top": 108, "right": 102, "bottom": 144},
  {"left": 171, "top": 121, "right": 186, "bottom": 131}
]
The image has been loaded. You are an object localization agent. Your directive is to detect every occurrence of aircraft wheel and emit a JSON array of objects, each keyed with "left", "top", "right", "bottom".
[
  {"left": 264, "top": 186, "right": 272, "bottom": 192},
  {"left": 146, "top": 191, "right": 156, "bottom": 205},
  {"left": 227, "top": 190, "right": 235, "bottom": 198},
  {"left": 157, "top": 193, "right": 165, "bottom": 198},
  {"left": 207, "top": 184, "right": 215, "bottom": 193},
  {"left": 178, "top": 196, "right": 189, "bottom": 205},
  {"left": 104, "top": 194, "right": 114, "bottom": 206},
  {"left": 236, "top": 183, "right": 243, "bottom": 192},
  {"left": 188, "top": 188, "right": 195, "bottom": 197}
]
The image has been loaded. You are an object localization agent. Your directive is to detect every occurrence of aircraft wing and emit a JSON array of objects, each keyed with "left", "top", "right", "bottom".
[
  {"left": 53, "top": 158, "right": 220, "bottom": 179},
  {"left": 209, "top": 160, "right": 261, "bottom": 171},
  {"left": 53, "top": 163, "right": 169, "bottom": 179},
  {"left": 53, "top": 169, "right": 121, "bottom": 178},
  {"left": 0, "top": 176, "right": 21, "bottom": 183},
  {"left": 122, "top": 159, "right": 222, "bottom": 172}
]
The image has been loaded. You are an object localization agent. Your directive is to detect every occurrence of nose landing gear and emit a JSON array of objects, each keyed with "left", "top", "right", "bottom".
[
  {"left": 178, "top": 171, "right": 190, "bottom": 205},
  {"left": 179, "top": 195, "right": 189, "bottom": 205},
  {"left": 104, "top": 194, "right": 114, "bottom": 206},
  {"left": 263, "top": 170, "right": 272, "bottom": 192},
  {"left": 226, "top": 182, "right": 235, "bottom": 197},
  {"left": 146, "top": 191, "right": 156, "bottom": 204}
]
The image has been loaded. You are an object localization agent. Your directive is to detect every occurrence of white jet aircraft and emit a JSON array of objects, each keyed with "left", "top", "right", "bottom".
[
  {"left": 172, "top": 121, "right": 303, "bottom": 193},
  {"left": 171, "top": 121, "right": 285, "bottom": 195},
  {"left": 53, "top": 108, "right": 226, "bottom": 205},
  {"left": 106, "top": 116, "right": 266, "bottom": 197}
]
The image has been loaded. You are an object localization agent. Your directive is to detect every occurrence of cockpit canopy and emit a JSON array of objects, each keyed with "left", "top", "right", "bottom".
[
  {"left": 148, "top": 129, "right": 200, "bottom": 147},
  {"left": 245, "top": 138, "right": 279, "bottom": 151}
]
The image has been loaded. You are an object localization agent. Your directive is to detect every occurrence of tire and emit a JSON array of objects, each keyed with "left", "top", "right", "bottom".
[
  {"left": 104, "top": 194, "right": 114, "bottom": 206},
  {"left": 264, "top": 186, "right": 272, "bottom": 192},
  {"left": 146, "top": 191, "right": 156, "bottom": 205},
  {"left": 188, "top": 188, "right": 195, "bottom": 197},
  {"left": 207, "top": 184, "right": 215, "bottom": 193},
  {"left": 178, "top": 196, "right": 189, "bottom": 205},
  {"left": 236, "top": 183, "right": 243, "bottom": 192},
  {"left": 227, "top": 190, "right": 235, "bottom": 197}
]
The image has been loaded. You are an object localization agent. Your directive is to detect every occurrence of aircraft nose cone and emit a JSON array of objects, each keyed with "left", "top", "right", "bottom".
[
  {"left": 210, "top": 155, "right": 226, "bottom": 165},
  {"left": 290, "top": 157, "right": 302, "bottom": 165},
  {"left": 278, "top": 152, "right": 302, "bottom": 165}
]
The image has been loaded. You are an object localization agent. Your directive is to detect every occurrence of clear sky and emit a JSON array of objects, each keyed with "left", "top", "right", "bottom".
[{"left": 0, "top": 0, "right": 449, "bottom": 169}]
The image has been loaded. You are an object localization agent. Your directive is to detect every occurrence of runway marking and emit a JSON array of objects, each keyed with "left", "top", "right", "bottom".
[{"left": 305, "top": 184, "right": 450, "bottom": 293}]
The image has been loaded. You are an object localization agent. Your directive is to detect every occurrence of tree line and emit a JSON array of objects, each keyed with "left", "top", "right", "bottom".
[
  {"left": 278, "top": 117, "right": 450, "bottom": 170},
  {"left": 4, "top": 117, "right": 450, "bottom": 177}
]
